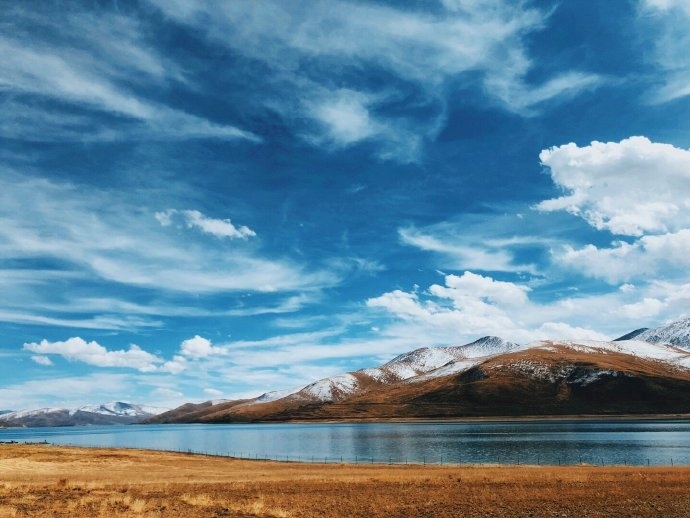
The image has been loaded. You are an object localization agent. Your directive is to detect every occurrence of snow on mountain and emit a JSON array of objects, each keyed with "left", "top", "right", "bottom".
[
  {"left": 635, "top": 318, "right": 690, "bottom": 350},
  {"left": 75, "top": 402, "right": 167, "bottom": 417},
  {"left": 255, "top": 386, "right": 305, "bottom": 403},
  {"left": 0, "top": 407, "right": 69, "bottom": 421},
  {"left": 0, "top": 401, "right": 169, "bottom": 426},
  {"left": 362, "top": 336, "right": 520, "bottom": 383},
  {"left": 299, "top": 373, "right": 359, "bottom": 402}
]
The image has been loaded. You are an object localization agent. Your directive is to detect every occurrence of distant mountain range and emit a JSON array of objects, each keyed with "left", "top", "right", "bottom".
[
  {"left": 148, "top": 319, "right": 690, "bottom": 423},
  {"left": 0, "top": 402, "right": 167, "bottom": 427},
  {"left": 8, "top": 319, "right": 690, "bottom": 427}
]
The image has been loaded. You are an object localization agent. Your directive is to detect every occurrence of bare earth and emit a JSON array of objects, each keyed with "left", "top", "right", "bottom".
[{"left": 1, "top": 445, "right": 690, "bottom": 517}]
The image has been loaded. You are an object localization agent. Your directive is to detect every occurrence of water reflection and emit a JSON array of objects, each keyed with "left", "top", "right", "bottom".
[{"left": 2, "top": 420, "right": 690, "bottom": 466}]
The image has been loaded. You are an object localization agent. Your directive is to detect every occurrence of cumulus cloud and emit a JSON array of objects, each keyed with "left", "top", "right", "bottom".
[
  {"left": 537, "top": 137, "right": 690, "bottom": 236},
  {"left": 367, "top": 271, "right": 571, "bottom": 342},
  {"left": 179, "top": 335, "right": 225, "bottom": 359},
  {"left": 558, "top": 230, "right": 690, "bottom": 283},
  {"left": 155, "top": 209, "right": 256, "bottom": 239},
  {"left": 23, "top": 337, "right": 163, "bottom": 372}
]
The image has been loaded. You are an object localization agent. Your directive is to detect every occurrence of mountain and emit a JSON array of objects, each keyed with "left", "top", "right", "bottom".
[
  {"left": 150, "top": 332, "right": 690, "bottom": 423},
  {"left": 634, "top": 318, "right": 690, "bottom": 349},
  {"left": 0, "top": 402, "right": 168, "bottom": 427},
  {"left": 613, "top": 328, "right": 649, "bottom": 341}
]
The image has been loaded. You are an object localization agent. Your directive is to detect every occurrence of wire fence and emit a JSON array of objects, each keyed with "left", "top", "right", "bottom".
[{"left": 13, "top": 441, "right": 688, "bottom": 467}]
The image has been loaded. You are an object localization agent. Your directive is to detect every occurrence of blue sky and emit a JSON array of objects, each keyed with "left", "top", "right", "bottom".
[{"left": 2, "top": 0, "right": 690, "bottom": 410}]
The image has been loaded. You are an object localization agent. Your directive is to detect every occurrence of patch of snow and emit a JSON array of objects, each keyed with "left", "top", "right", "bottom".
[
  {"left": 636, "top": 319, "right": 690, "bottom": 350},
  {"left": 300, "top": 373, "right": 358, "bottom": 402},
  {"left": 0, "top": 407, "right": 68, "bottom": 421},
  {"left": 255, "top": 386, "right": 304, "bottom": 403}
]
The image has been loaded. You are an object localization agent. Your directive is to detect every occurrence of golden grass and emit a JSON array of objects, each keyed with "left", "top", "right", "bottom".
[{"left": 1, "top": 444, "right": 690, "bottom": 517}]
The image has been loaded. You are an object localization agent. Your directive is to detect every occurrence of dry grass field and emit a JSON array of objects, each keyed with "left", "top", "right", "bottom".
[{"left": 2, "top": 444, "right": 690, "bottom": 517}]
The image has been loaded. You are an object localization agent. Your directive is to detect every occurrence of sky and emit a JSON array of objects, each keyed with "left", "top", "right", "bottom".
[{"left": 2, "top": 0, "right": 690, "bottom": 411}]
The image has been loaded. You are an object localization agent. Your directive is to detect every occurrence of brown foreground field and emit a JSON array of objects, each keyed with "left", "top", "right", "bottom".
[{"left": 1, "top": 444, "right": 690, "bottom": 517}]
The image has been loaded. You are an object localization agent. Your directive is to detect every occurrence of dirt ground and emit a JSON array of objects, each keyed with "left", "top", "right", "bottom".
[{"left": 1, "top": 444, "right": 690, "bottom": 517}]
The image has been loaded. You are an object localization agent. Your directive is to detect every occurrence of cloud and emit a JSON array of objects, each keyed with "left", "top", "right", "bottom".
[
  {"left": 23, "top": 337, "right": 163, "bottom": 372},
  {"left": 366, "top": 271, "right": 619, "bottom": 344},
  {"left": 310, "top": 90, "right": 377, "bottom": 146},
  {"left": 0, "top": 373, "right": 132, "bottom": 411},
  {"left": 0, "top": 169, "right": 338, "bottom": 305},
  {"left": 638, "top": 0, "right": 690, "bottom": 103},
  {"left": 557, "top": 229, "right": 690, "bottom": 283},
  {"left": 179, "top": 335, "right": 224, "bottom": 359},
  {"left": 149, "top": 0, "right": 600, "bottom": 160},
  {"left": 0, "top": 5, "right": 257, "bottom": 142},
  {"left": 537, "top": 137, "right": 690, "bottom": 236},
  {"left": 204, "top": 388, "right": 224, "bottom": 397},
  {"left": 156, "top": 210, "right": 256, "bottom": 239},
  {"left": 30, "top": 355, "right": 53, "bottom": 366},
  {"left": 399, "top": 224, "right": 537, "bottom": 273}
]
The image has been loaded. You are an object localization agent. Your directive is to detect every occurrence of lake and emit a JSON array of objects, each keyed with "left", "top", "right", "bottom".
[{"left": 2, "top": 419, "right": 690, "bottom": 466}]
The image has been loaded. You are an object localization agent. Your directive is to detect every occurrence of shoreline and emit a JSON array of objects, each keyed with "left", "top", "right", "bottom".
[{"left": 2, "top": 444, "right": 690, "bottom": 517}]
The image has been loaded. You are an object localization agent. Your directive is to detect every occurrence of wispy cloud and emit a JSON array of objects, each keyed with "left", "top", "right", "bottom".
[
  {"left": 149, "top": 0, "right": 601, "bottom": 161},
  {"left": 156, "top": 209, "right": 256, "bottom": 239},
  {"left": 0, "top": 5, "right": 257, "bottom": 142},
  {"left": 0, "top": 168, "right": 339, "bottom": 331},
  {"left": 638, "top": 0, "right": 690, "bottom": 104}
]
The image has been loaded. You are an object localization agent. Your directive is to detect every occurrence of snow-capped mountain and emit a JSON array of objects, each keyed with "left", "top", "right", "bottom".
[
  {"left": 149, "top": 319, "right": 690, "bottom": 424},
  {"left": 634, "top": 318, "right": 690, "bottom": 349},
  {"left": 0, "top": 402, "right": 168, "bottom": 427},
  {"left": 245, "top": 336, "right": 519, "bottom": 406},
  {"left": 77, "top": 402, "right": 168, "bottom": 417}
]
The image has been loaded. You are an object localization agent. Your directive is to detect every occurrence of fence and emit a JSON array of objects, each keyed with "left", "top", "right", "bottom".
[{"left": 19, "top": 441, "right": 688, "bottom": 467}]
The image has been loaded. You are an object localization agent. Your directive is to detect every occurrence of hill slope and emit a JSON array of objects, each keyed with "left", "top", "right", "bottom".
[{"left": 149, "top": 328, "right": 690, "bottom": 423}]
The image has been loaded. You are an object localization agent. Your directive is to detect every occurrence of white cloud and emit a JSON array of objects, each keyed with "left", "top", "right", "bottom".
[
  {"left": 533, "top": 322, "right": 610, "bottom": 342},
  {"left": 365, "top": 271, "right": 627, "bottom": 345},
  {"left": 0, "top": 7, "right": 257, "bottom": 142},
  {"left": 614, "top": 297, "right": 665, "bottom": 320},
  {"left": 0, "top": 169, "right": 338, "bottom": 306},
  {"left": 398, "top": 217, "right": 543, "bottom": 274},
  {"left": 149, "top": 0, "right": 600, "bottom": 160},
  {"left": 638, "top": 0, "right": 690, "bottom": 103},
  {"left": 557, "top": 229, "right": 690, "bottom": 283},
  {"left": 30, "top": 355, "right": 53, "bottom": 366},
  {"left": 204, "top": 388, "right": 224, "bottom": 397},
  {"left": 537, "top": 137, "right": 690, "bottom": 236},
  {"left": 0, "top": 373, "right": 132, "bottom": 411},
  {"left": 433, "top": 271, "right": 530, "bottom": 307},
  {"left": 310, "top": 90, "right": 377, "bottom": 146},
  {"left": 156, "top": 209, "right": 256, "bottom": 239},
  {"left": 23, "top": 337, "right": 163, "bottom": 372},
  {"left": 179, "top": 335, "right": 224, "bottom": 359}
]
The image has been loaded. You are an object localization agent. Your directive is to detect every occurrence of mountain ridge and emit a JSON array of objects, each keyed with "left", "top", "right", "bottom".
[
  {"left": 149, "top": 319, "right": 690, "bottom": 424},
  {"left": 0, "top": 402, "right": 168, "bottom": 428}
]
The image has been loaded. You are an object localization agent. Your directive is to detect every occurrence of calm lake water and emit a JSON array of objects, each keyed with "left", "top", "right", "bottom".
[{"left": 2, "top": 420, "right": 690, "bottom": 466}]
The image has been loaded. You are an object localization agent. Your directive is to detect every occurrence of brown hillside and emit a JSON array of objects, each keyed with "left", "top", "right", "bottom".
[{"left": 151, "top": 344, "right": 690, "bottom": 423}]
